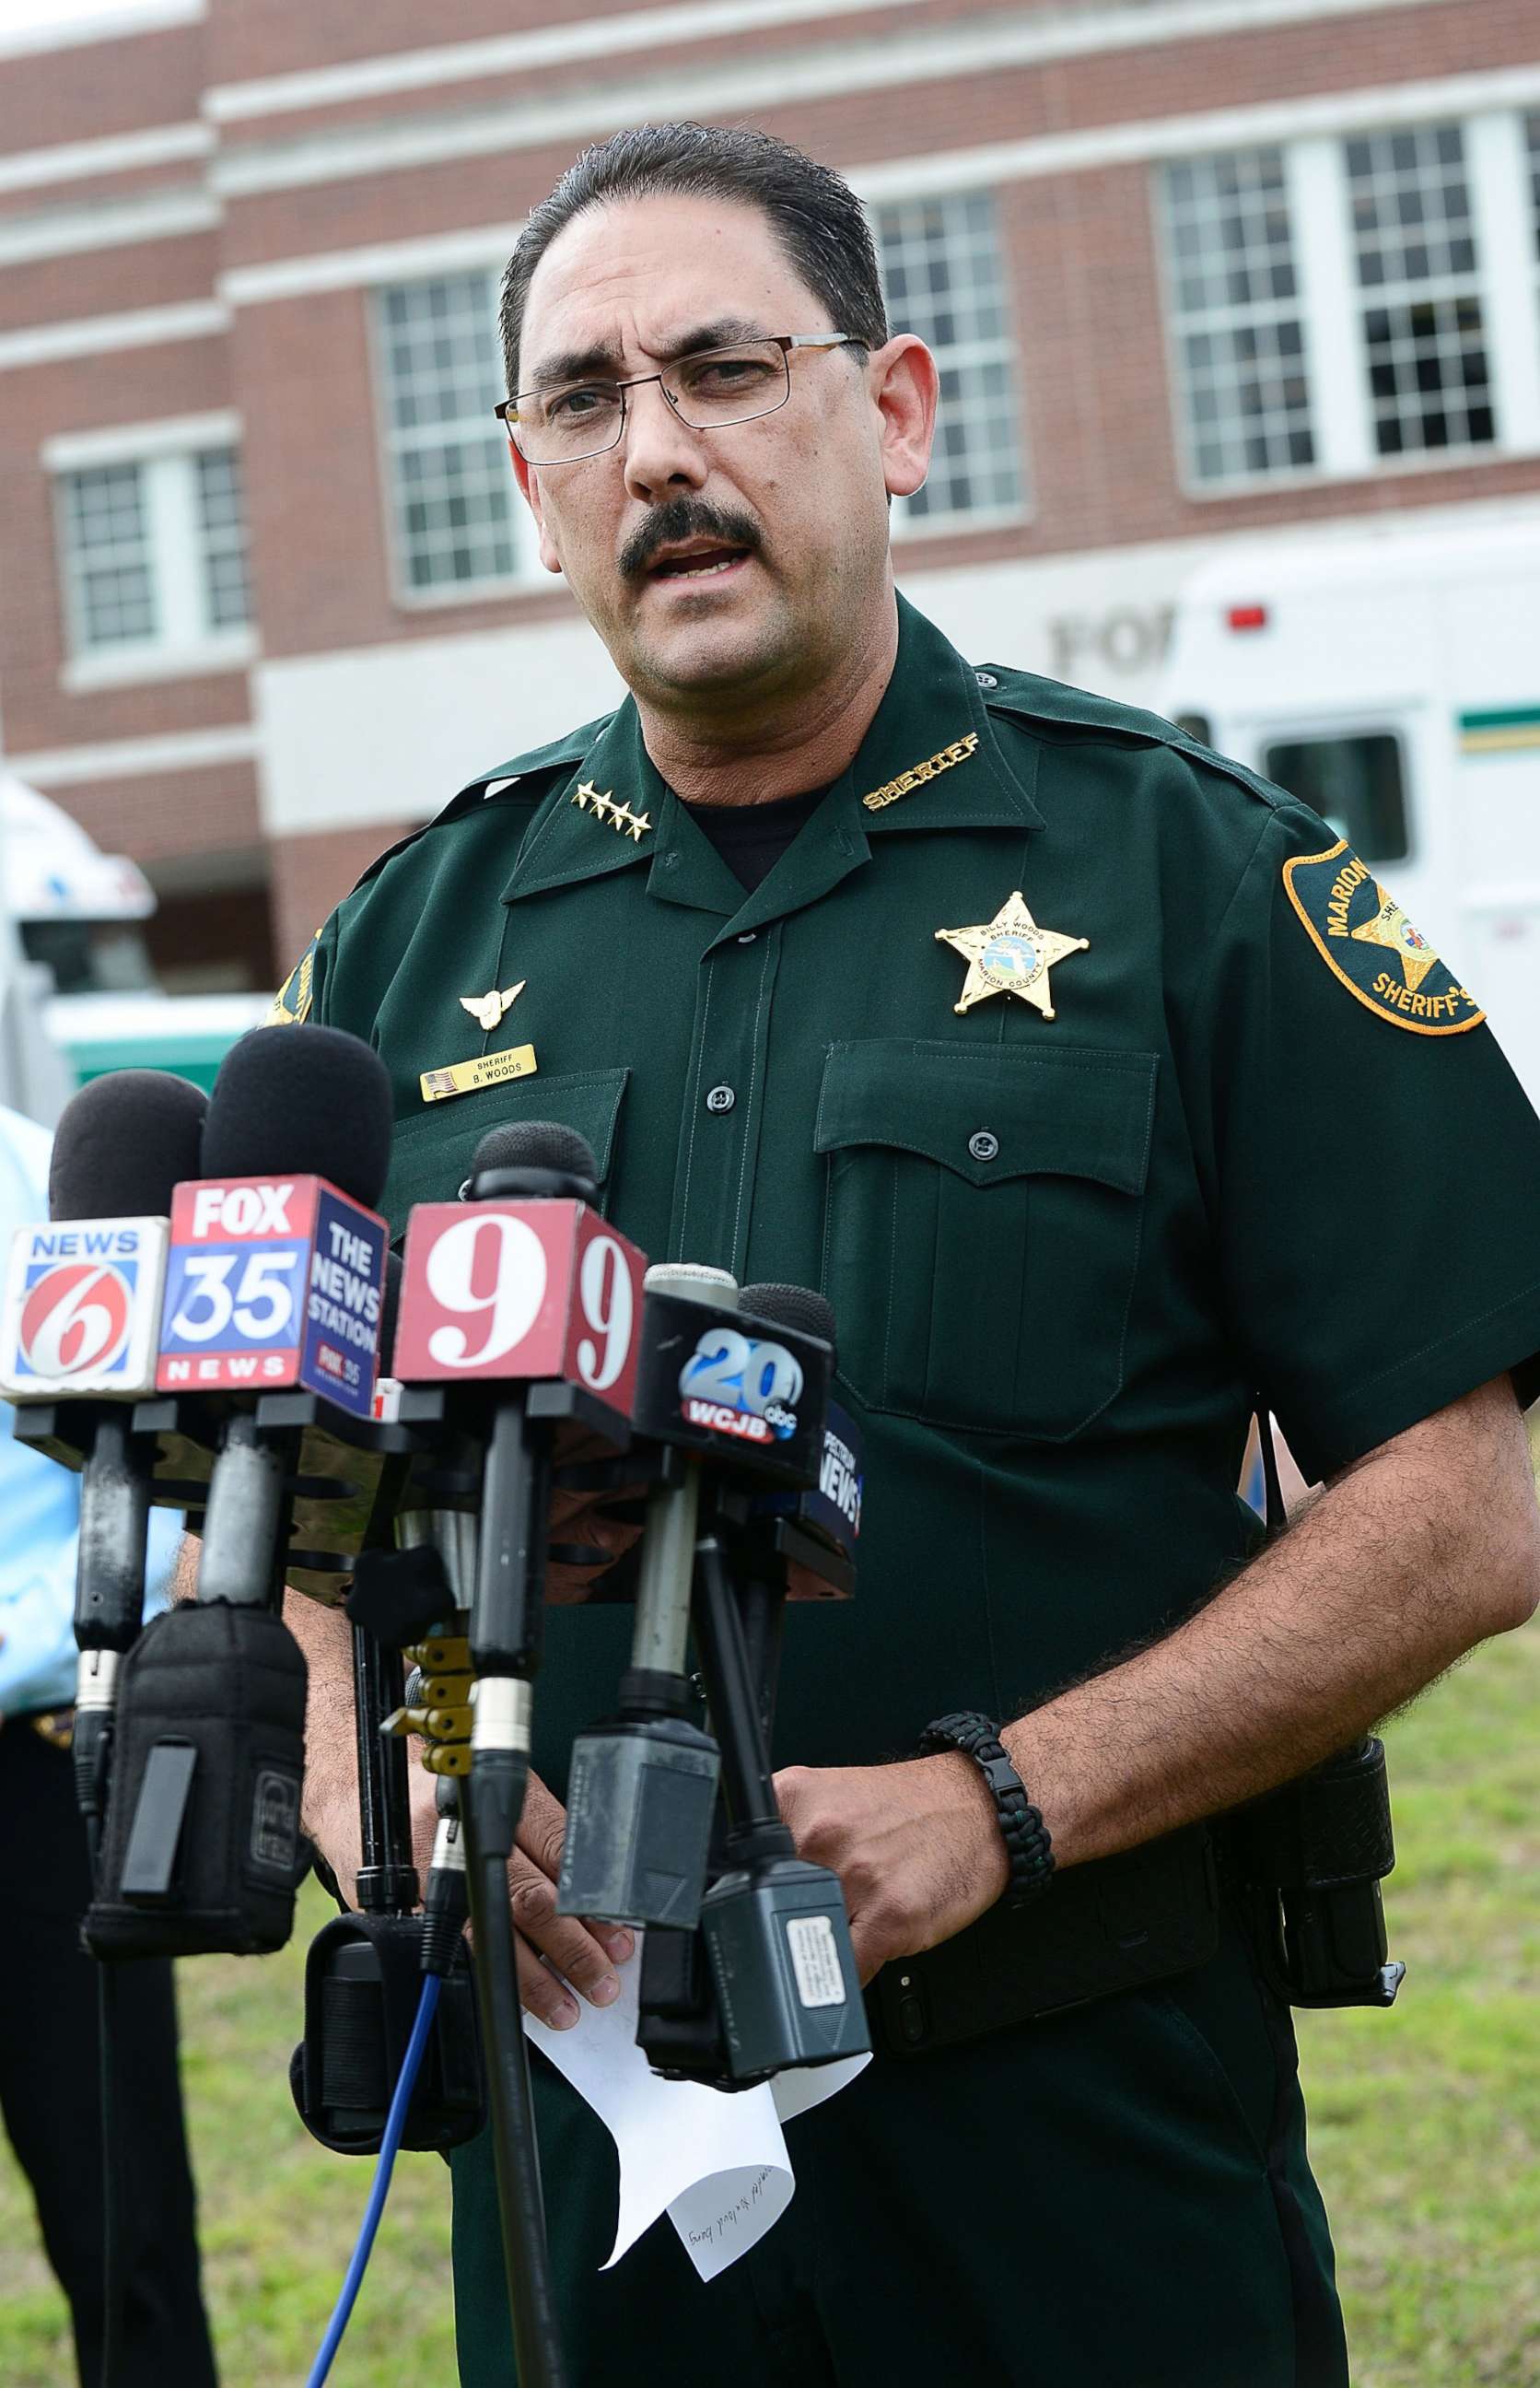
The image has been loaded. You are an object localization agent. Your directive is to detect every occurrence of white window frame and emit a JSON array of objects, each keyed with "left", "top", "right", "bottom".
[
  {"left": 873, "top": 189, "right": 1031, "bottom": 540},
  {"left": 47, "top": 412, "right": 257, "bottom": 689},
  {"left": 1158, "top": 144, "right": 1317, "bottom": 493},
  {"left": 370, "top": 266, "right": 537, "bottom": 609},
  {"left": 1160, "top": 106, "right": 1540, "bottom": 499}
]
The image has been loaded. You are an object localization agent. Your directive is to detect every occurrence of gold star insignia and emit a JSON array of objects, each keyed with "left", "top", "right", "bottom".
[
  {"left": 570, "top": 783, "right": 652, "bottom": 839},
  {"left": 1349, "top": 884, "right": 1440, "bottom": 992},
  {"left": 935, "top": 890, "right": 1090, "bottom": 1020},
  {"left": 459, "top": 981, "right": 526, "bottom": 1033}
]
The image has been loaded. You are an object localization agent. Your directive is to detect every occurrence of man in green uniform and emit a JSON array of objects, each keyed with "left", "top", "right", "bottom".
[{"left": 287, "top": 125, "right": 1540, "bottom": 2386}]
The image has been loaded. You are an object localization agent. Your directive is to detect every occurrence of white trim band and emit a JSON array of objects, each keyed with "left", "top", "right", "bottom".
[
  {"left": 6, "top": 725, "right": 258, "bottom": 787},
  {"left": 204, "top": 0, "right": 927, "bottom": 122},
  {"left": 0, "top": 300, "right": 228, "bottom": 372},
  {"left": 44, "top": 410, "right": 242, "bottom": 470},
  {"left": 222, "top": 220, "right": 523, "bottom": 308},
  {"left": 847, "top": 64, "right": 1540, "bottom": 201},
  {"left": 0, "top": 191, "right": 217, "bottom": 269},
  {"left": 0, "top": 120, "right": 210, "bottom": 195},
  {"left": 0, "top": 1, "right": 203, "bottom": 61}
]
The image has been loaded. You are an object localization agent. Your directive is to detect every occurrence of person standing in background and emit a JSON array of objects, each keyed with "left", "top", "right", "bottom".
[{"left": 0, "top": 1103, "right": 217, "bottom": 2387}]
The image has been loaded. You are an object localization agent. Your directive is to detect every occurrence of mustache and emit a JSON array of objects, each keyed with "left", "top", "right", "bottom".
[{"left": 621, "top": 498, "right": 763, "bottom": 582}]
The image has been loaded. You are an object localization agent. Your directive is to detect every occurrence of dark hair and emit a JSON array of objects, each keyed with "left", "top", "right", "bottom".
[{"left": 499, "top": 123, "right": 888, "bottom": 394}]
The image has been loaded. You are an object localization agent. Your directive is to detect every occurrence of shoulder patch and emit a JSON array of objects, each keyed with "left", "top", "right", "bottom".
[
  {"left": 266, "top": 931, "right": 318, "bottom": 1024},
  {"left": 1282, "top": 841, "right": 1484, "bottom": 1036}
]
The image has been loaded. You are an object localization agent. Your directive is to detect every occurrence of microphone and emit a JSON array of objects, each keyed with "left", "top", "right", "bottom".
[
  {"left": 559, "top": 1264, "right": 841, "bottom": 1935},
  {"left": 0, "top": 1069, "right": 207, "bottom": 1842},
  {"left": 84, "top": 1028, "right": 393, "bottom": 1961},
  {"left": 165, "top": 1025, "right": 391, "bottom": 1609},
  {"left": 556, "top": 1263, "right": 738, "bottom": 1933},
  {"left": 393, "top": 1118, "right": 648, "bottom": 2388},
  {"left": 635, "top": 1282, "right": 869, "bottom": 2087}
]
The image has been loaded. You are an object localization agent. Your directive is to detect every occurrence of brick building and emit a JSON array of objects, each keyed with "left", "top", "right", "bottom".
[{"left": 0, "top": 0, "right": 1536, "bottom": 989}]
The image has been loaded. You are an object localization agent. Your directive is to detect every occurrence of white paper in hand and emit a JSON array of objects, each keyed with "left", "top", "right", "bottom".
[{"left": 524, "top": 1938, "right": 869, "bottom": 2281}]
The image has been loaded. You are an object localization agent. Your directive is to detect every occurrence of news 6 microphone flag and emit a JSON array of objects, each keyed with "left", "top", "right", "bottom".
[
  {"left": 0, "top": 1213, "right": 169, "bottom": 1399},
  {"left": 158, "top": 1175, "right": 387, "bottom": 1418}
]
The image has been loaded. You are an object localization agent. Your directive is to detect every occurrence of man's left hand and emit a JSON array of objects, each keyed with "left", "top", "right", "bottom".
[{"left": 774, "top": 1754, "right": 1011, "bottom": 1983}]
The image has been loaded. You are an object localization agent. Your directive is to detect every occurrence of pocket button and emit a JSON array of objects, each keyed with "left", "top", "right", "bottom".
[{"left": 968, "top": 1129, "right": 999, "bottom": 1163}]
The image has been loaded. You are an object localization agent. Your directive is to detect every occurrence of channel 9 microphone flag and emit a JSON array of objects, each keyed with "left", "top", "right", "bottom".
[{"left": 87, "top": 1026, "right": 392, "bottom": 1961}]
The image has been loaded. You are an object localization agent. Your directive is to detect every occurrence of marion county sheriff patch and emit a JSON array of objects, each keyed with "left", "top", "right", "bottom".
[
  {"left": 1282, "top": 842, "right": 1483, "bottom": 1036},
  {"left": 265, "top": 932, "right": 318, "bottom": 1026}
]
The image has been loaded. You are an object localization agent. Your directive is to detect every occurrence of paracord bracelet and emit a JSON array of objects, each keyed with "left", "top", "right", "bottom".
[{"left": 918, "top": 1709, "right": 1055, "bottom": 1911}]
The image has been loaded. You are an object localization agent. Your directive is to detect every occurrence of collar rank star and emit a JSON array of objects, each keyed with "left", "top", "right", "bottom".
[
  {"left": 459, "top": 981, "right": 525, "bottom": 1033},
  {"left": 571, "top": 781, "right": 651, "bottom": 841},
  {"left": 936, "top": 891, "right": 1090, "bottom": 1020}
]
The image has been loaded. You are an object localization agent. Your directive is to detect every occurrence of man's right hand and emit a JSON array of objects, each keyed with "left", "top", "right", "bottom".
[{"left": 308, "top": 1750, "right": 635, "bottom": 2030}]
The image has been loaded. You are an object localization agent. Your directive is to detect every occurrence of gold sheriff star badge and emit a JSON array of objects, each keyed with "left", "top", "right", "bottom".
[
  {"left": 1348, "top": 884, "right": 1439, "bottom": 992},
  {"left": 459, "top": 981, "right": 526, "bottom": 1033},
  {"left": 935, "top": 891, "right": 1090, "bottom": 1020},
  {"left": 571, "top": 781, "right": 651, "bottom": 841}
]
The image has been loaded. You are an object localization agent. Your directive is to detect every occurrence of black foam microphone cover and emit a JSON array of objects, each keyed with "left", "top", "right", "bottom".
[
  {"left": 49, "top": 1070, "right": 208, "bottom": 1222},
  {"left": 470, "top": 1120, "right": 598, "bottom": 1184},
  {"left": 738, "top": 1283, "right": 836, "bottom": 1349},
  {"left": 201, "top": 1025, "right": 392, "bottom": 1210}
]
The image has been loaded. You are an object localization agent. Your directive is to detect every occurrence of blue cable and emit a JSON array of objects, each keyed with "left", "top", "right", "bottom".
[{"left": 305, "top": 1972, "right": 442, "bottom": 2388}]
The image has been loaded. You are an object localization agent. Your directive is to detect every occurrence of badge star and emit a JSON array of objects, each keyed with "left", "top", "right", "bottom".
[
  {"left": 459, "top": 981, "right": 526, "bottom": 1033},
  {"left": 935, "top": 891, "right": 1090, "bottom": 1020},
  {"left": 1349, "top": 884, "right": 1440, "bottom": 993}
]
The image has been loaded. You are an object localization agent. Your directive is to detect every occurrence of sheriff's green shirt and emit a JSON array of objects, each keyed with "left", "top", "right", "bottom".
[
  {"left": 287, "top": 592, "right": 1540, "bottom": 1780},
  {"left": 286, "top": 591, "right": 1540, "bottom": 2387}
]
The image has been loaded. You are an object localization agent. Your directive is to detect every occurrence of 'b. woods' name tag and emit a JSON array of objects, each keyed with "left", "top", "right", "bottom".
[{"left": 419, "top": 1044, "right": 539, "bottom": 1104}]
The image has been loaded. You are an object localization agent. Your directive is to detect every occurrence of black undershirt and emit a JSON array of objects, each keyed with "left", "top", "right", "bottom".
[{"left": 682, "top": 783, "right": 830, "bottom": 894}]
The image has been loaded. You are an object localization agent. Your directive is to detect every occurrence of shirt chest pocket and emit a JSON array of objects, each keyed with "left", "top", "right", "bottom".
[
  {"left": 381, "top": 1068, "right": 629, "bottom": 1236},
  {"left": 814, "top": 1040, "right": 1157, "bottom": 1438}
]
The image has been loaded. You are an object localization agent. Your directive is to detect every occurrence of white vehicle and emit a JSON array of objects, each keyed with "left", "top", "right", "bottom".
[
  {"left": 0, "top": 773, "right": 266, "bottom": 1106},
  {"left": 1158, "top": 519, "right": 1540, "bottom": 1105}
]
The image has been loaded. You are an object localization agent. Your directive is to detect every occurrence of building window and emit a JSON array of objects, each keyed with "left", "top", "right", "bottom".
[
  {"left": 874, "top": 191, "right": 1025, "bottom": 525},
  {"left": 1161, "top": 147, "right": 1314, "bottom": 485},
  {"left": 377, "top": 270, "right": 525, "bottom": 595},
  {"left": 195, "top": 450, "right": 252, "bottom": 629},
  {"left": 58, "top": 447, "right": 252, "bottom": 658},
  {"left": 1345, "top": 123, "right": 1493, "bottom": 458}
]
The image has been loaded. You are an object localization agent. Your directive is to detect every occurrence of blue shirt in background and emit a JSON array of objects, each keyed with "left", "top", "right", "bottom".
[{"left": 0, "top": 1105, "right": 181, "bottom": 1719}]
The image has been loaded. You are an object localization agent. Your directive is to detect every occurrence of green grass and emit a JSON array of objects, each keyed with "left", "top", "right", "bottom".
[{"left": 1, "top": 1629, "right": 1536, "bottom": 2385}]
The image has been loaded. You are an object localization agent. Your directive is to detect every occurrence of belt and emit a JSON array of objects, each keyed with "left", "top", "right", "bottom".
[{"left": 868, "top": 1821, "right": 1219, "bottom": 2057}]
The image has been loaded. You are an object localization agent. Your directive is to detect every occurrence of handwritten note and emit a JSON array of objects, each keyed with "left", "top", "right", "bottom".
[{"left": 525, "top": 1936, "right": 868, "bottom": 2281}]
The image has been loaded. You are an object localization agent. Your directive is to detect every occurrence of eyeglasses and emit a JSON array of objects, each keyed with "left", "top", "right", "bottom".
[{"left": 496, "top": 333, "right": 860, "bottom": 466}]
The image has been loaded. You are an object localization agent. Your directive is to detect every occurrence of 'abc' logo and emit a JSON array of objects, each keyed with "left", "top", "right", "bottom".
[{"left": 19, "top": 1262, "right": 133, "bottom": 1377}]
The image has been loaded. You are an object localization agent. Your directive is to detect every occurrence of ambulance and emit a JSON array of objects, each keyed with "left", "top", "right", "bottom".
[
  {"left": 1158, "top": 515, "right": 1540, "bottom": 1107},
  {"left": 0, "top": 772, "right": 265, "bottom": 1113}
]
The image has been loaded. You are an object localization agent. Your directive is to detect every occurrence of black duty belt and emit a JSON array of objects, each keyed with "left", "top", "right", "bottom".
[{"left": 868, "top": 1821, "right": 1219, "bottom": 2058}]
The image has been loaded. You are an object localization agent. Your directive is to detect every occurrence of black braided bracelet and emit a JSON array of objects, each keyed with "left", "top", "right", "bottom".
[{"left": 918, "top": 1709, "right": 1055, "bottom": 1911}]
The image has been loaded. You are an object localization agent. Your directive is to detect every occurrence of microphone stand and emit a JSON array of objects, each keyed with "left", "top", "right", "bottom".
[{"left": 461, "top": 1378, "right": 566, "bottom": 2388}]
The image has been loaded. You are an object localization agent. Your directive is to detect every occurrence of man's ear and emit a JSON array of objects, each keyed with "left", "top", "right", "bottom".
[
  {"left": 869, "top": 335, "right": 939, "bottom": 502},
  {"left": 508, "top": 438, "right": 564, "bottom": 578}
]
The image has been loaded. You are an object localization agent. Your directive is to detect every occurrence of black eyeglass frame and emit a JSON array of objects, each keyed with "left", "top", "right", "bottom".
[{"left": 495, "top": 332, "right": 862, "bottom": 464}]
